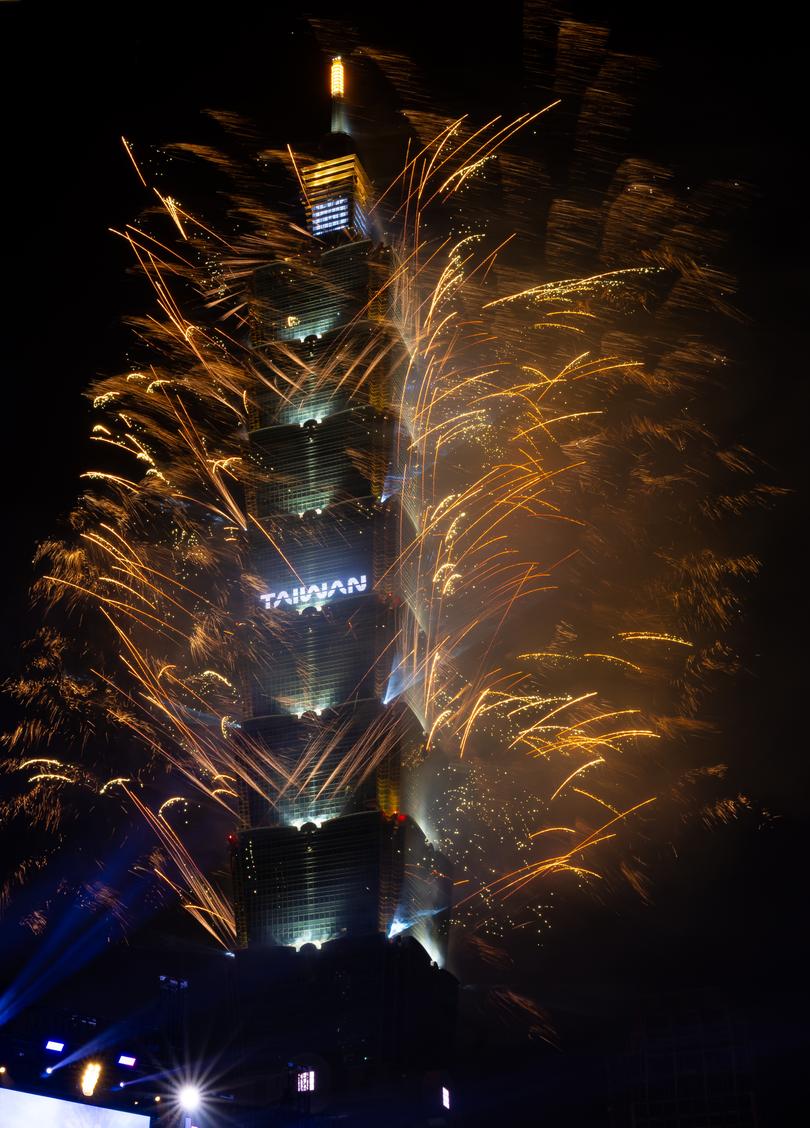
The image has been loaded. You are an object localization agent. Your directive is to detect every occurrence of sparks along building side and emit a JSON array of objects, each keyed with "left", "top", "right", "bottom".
[{"left": 231, "top": 57, "right": 451, "bottom": 962}]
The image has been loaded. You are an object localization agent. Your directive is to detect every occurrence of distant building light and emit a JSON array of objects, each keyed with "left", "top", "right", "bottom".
[
  {"left": 80, "top": 1061, "right": 102, "bottom": 1096},
  {"left": 118, "top": 1054, "right": 137, "bottom": 1067},
  {"left": 159, "top": 975, "right": 189, "bottom": 991},
  {"left": 442, "top": 1086, "right": 451, "bottom": 1110},
  {"left": 297, "top": 1069, "right": 316, "bottom": 1093},
  {"left": 45, "top": 1040, "right": 65, "bottom": 1053}
]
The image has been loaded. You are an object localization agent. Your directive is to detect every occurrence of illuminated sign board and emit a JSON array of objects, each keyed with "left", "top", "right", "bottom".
[
  {"left": 261, "top": 574, "right": 368, "bottom": 610},
  {"left": 0, "top": 1088, "right": 151, "bottom": 1127}
]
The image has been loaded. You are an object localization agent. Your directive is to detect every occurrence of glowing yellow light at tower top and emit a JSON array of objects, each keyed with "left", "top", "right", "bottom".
[
  {"left": 331, "top": 56, "right": 344, "bottom": 98},
  {"left": 81, "top": 1061, "right": 102, "bottom": 1097}
]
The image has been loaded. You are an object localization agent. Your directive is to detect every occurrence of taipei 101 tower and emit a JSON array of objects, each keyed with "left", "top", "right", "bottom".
[{"left": 231, "top": 56, "right": 451, "bottom": 973}]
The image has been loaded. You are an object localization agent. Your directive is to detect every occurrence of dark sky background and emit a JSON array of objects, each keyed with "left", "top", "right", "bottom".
[{"left": 1, "top": 0, "right": 806, "bottom": 1120}]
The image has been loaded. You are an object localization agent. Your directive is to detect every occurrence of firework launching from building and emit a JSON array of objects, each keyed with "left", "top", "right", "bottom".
[{"left": 1, "top": 34, "right": 771, "bottom": 971}]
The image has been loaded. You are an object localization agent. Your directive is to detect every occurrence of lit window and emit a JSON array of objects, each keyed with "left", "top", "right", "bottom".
[{"left": 297, "top": 1069, "right": 316, "bottom": 1093}]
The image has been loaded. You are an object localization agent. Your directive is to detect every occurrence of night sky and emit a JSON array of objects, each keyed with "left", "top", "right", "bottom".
[{"left": 1, "top": 1, "right": 806, "bottom": 1122}]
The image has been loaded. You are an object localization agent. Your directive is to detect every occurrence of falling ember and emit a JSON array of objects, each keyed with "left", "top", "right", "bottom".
[{"left": 1, "top": 33, "right": 767, "bottom": 955}]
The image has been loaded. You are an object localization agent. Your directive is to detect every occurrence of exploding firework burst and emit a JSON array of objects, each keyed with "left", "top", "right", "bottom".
[{"left": 1, "top": 26, "right": 774, "bottom": 964}]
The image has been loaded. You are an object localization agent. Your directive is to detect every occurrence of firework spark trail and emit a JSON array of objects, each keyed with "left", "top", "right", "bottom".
[{"left": 1, "top": 37, "right": 767, "bottom": 947}]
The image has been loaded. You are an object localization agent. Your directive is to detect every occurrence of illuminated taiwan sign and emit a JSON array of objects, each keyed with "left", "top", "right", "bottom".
[
  {"left": 297, "top": 1069, "right": 316, "bottom": 1093},
  {"left": 261, "top": 573, "right": 369, "bottom": 610}
]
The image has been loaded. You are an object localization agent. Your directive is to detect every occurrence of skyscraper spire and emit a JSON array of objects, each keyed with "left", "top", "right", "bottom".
[{"left": 330, "top": 55, "right": 348, "bottom": 135}]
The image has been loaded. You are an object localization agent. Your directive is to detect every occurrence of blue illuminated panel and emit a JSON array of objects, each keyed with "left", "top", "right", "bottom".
[
  {"left": 0, "top": 1088, "right": 150, "bottom": 1127},
  {"left": 311, "top": 195, "right": 350, "bottom": 235}
]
